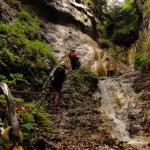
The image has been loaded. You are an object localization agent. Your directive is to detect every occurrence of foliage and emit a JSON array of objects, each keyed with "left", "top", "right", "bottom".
[
  {"left": 19, "top": 101, "right": 51, "bottom": 149},
  {"left": 0, "top": 95, "right": 51, "bottom": 150},
  {"left": 105, "top": 0, "right": 139, "bottom": 46},
  {"left": 134, "top": 53, "right": 142, "bottom": 69},
  {"left": 92, "top": 0, "right": 107, "bottom": 20},
  {"left": 108, "top": 47, "right": 118, "bottom": 59},
  {"left": 100, "top": 38, "right": 111, "bottom": 49},
  {"left": 0, "top": 10, "right": 57, "bottom": 90},
  {"left": 144, "top": 0, "right": 150, "bottom": 13},
  {"left": 134, "top": 39, "right": 150, "bottom": 71},
  {"left": 72, "top": 67, "right": 98, "bottom": 93},
  {"left": 142, "top": 40, "right": 150, "bottom": 50},
  {"left": 17, "top": 11, "right": 41, "bottom": 39},
  {"left": 22, "top": 112, "right": 35, "bottom": 130},
  {"left": 93, "top": 0, "right": 139, "bottom": 47},
  {"left": 0, "top": 73, "right": 28, "bottom": 86}
]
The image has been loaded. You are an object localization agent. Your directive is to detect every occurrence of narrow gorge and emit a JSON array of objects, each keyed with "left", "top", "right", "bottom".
[{"left": 0, "top": 0, "right": 149, "bottom": 150}]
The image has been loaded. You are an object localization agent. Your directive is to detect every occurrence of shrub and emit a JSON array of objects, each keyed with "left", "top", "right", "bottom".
[
  {"left": 134, "top": 53, "right": 142, "bottom": 69},
  {"left": 144, "top": 0, "right": 150, "bottom": 13},
  {"left": 142, "top": 40, "right": 150, "bottom": 50},
  {"left": 100, "top": 38, "right": 111, "bottom": 49},
  {"left": 17, "top": 11, "right": 40, "bottom": 39},
  {"left": 0, "top": 10, "right": 57, "bottom": 90},
  {"left": 134, "top": 52, "right": 150, "bottom": 71},
  {"left": 93, "top": 0, "right": 139, "bottom": 47},
  {"left": 19, "top": 101, "right": 51, "bottom": 149},
  {"left": 0, "top": 73, "right": 28, "bottom": 85},
  {"left": 72, "top": 67, "right": 98, "bottom": 93}
]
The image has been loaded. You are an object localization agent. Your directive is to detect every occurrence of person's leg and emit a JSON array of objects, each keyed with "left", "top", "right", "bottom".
[
  {"left": 71, "top": 59, "right": 76, "bottom": 70},
  {"left": 54, "top": 91, "right": 61, "bottom": 107}
]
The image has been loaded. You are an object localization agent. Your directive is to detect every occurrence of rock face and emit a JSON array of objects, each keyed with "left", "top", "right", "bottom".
[
  {"left": 0, "top": 0, "right": 15, "bottom": 23},
  {"left": 26, "top": 0, "right": 97, "bottom": 56},
  {"left": 42, "top": 22, "right": 98, "bottom": 65},
  {"left": 23, "top": 0, "right": 119, "bottom": 75},
  {"left": 26, "top": 0, "right": 96, "bottom": 38},
  {"left": 127, "top": 92, "right": 150, "bottom": 137},
  {"left": 0, "top": 0, "right": 119, "bottom": 77},
  {"left": 47, "top": 0, "right": 93, "bottom": 28},
  {"left": 126, "top": 73, "right": 150, "bottom": 145},
  {"left": 42, "top": 21, "right": 118, "bottom": 75}
]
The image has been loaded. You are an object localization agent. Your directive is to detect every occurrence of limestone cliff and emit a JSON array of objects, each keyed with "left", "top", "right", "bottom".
[{"left": 20, "top": 0, "right": 117, "bottom": 75}]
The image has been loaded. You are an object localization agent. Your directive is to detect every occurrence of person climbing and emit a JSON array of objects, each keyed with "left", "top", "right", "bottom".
[
  {"left": 68, "top": 48, "right": 80, "bottom": 70},
  {"left": 50, "top": 61, "right": 67, "bottom": 107}
]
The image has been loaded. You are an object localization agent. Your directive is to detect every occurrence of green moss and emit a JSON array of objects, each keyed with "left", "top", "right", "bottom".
[
  {"left": 72, "top": 67, "right": 98, "bottom": 93},
  {"left": 19, "top": 101, "right": 51, "bottom": 149},
  {"left": 142, "top": 40, "right": 150, "bottom": 50},
  {"left": 100, "top": 38, "right": 111, "bottom": 49},
  {"left": 144, "top": 0, "right": 150, "bottom": 13},
  {"left": 0, "top": 10, "right": 57, "bottom": 89},
  {"left": 134, "top": 39, "right": 150, "bottom": 70},
  {"left": 134, "top": 51, "right": 150, "bottom": 71}
]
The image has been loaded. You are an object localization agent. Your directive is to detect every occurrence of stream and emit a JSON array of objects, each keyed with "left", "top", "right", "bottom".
[{"left": 99, "top": 76, "right": 149, "bottom": 147}]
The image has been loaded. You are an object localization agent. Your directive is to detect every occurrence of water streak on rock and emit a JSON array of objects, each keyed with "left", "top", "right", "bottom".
[{"left": 99, "top": 77, "right": 149, "bottom": 146}]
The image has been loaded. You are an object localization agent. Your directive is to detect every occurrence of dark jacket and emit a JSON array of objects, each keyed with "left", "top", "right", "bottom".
[{"left": 50, "top": 64, "right": 67, "bottom": 91}]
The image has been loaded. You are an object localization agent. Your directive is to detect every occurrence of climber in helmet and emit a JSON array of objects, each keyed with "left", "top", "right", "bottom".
[
  {"left": 68, "top": 48, "right": 80, "bottom": 70},
  {"left": 50, "top": 61, "right": 67, "bottom": 107}
]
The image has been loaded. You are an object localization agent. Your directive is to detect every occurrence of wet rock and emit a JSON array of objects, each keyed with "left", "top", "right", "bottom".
[{"left": 42, "top": 22, "right": 100, "bottom": 65}]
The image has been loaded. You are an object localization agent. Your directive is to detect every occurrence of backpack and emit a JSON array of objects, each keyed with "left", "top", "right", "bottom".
[
  {"left": 53, "top": 65, "right": 66, "bottom": 79},
  {"left": 69, "top": 52, "right": 77, "bottom": 59}
]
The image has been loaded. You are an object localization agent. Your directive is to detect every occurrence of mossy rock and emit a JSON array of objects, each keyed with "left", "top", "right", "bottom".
[{"left": 0, "top": 9, "right": 57, "bottom": 90}]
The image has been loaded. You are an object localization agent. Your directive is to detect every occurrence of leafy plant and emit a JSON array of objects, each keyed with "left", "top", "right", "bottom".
[
  {"left": 100, "top": 38, "right": 111, "bottom": 49},
  {"left": 93, "top": 0, "right": 139, "bottom": 47},
  {"left": 72, "top": 67, "right": 98, "bottom": 92},
  {"left": 92, "top": 0, "right": 107, "bottom": 20},
  {"left": 22, "top": 113, "right": 35, "bottom": 130},
  {"left": 134, "top": 52, "right": 150, "bottom": 71},
  {"left": 142, "top": 40, "right": 150, "bottom": 50},
  {"left": 144, "top": 0, "right": 150, "bottom": 13},
  {"left": 107, "top": 0, "right": 139, "bottom": 46},
  {"left": 19, "top": 101, "right": 51, "bottom": 150},
  {"left": 0, "top": 9, "right": 57, "bottom": 90},
  {"left": 4, "top": 73, "right": 28, "bottom": 85}
]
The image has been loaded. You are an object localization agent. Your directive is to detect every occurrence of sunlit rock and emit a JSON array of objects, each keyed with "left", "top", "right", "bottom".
[{"left": 46, "top": 0, "right": 93, "bottom": 28}]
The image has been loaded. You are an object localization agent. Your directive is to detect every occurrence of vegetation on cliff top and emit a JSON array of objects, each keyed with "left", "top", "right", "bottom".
[{"left": 93, "top": 0, "right": 139, "bottom": 47}]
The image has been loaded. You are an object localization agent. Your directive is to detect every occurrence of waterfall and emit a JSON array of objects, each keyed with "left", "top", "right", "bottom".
[{"left": 99, "top": 77, "right": 149, "bottom": 145}]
